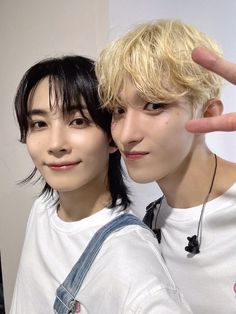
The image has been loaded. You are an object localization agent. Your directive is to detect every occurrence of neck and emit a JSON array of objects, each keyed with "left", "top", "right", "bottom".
[
  {"left": 57, "top": 182, "right": 111, "bottom": 222},
  {"left": 157, "top": 147, "right": 218, "bottom": 208}
]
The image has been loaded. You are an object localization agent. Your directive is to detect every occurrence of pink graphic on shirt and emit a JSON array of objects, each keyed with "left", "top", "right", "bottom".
[{"left": 75, "top": 301, "right": 81, "bottom": 313}]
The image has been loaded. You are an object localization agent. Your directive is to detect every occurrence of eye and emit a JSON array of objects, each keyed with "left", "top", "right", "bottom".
[
  {"left": 112, "top": 106, "right": 126, "bottom": 118},
  {"left": 29, "top": 120, "right": 47, "bottom": 130},
  {"left": 69, "top": 117, "right": 90, "bottom": 128},
  {"left": 144, "top": 102, "right": 165, "bottom": 111}
]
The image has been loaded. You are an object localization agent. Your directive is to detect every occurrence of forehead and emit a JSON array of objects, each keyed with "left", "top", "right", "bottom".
[
  {"left": 28, "top": 77, "right": 50, "bottom": 109},
  {"left": 118, "top": 78, "right": 145, "bottom": 107},
  {"left": 28, "top": 76, "right": 87, "bottom": 112}
]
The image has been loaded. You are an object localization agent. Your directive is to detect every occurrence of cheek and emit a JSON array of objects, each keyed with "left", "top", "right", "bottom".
[
  {"left": 93, "top": 140, "right": 110, "bottom": 156},
  {"left": 157, "top": 113, "right": 194, "bottom": 147},
  {"left": 87, "top": 140, "right": 110, "bottom": 168},
  {"left": 26, "top": 137, "right": 38, "bottom": 156},
  {"left": 168, "top": 122, "right": 194, "bottom": 152},
  {"left": 170, "top": 110, "right": 192, "bottom": 130},
  {"left": 74, "top": 131, "right": 110, "bottom": 156}
]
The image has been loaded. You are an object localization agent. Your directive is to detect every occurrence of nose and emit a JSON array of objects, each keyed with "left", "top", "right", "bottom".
[
  {"left": 48, "top": 124, "right": 71, "bottom": 156},
  {"left": 113, "top": 108, "right": 144, "bottom": 149}
]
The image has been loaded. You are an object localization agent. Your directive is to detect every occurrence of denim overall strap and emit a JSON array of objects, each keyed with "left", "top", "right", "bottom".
[{"left": 54, "top": 213, "right": 150, "bottom": 314}]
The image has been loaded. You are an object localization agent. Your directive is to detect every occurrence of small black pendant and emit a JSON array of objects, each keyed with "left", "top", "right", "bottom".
[{"left": 185, "top": 235, "right": 200, "bottom": 254}]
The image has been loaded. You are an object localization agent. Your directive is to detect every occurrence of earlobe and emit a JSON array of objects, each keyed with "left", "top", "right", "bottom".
[
  {"left": 203, "top": 99, "right": 224, "bottom": 118},
  {"left": 109, "top": 146, "right": 118, "bottom": 154},
  {"left": 109, "top": 139, "right": 118, "bottom": 154}
]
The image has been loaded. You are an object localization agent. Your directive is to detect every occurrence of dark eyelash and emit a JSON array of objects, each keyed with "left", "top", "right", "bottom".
[
  {"left": 113, "top": 107, "right": 125, "bottom": 114},
  {"left": 29, "top": 121, "right": 46, "bottom": 129},
  {"left": 70, "top": 117, "right": 91, "bottom": 126},
  {"left": 145, "top": 102, "right": 167, "bottom": 110}
]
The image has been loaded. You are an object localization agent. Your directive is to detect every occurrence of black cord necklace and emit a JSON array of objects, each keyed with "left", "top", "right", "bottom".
[
  {"left": 185, "top": 153, "right": 218, "bottom": 254},
  {"left": 144, "top": 154, "right": 218, "bottom": 255}
]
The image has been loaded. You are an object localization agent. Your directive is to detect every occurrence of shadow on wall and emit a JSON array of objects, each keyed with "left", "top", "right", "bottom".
[{"left": 0, "top": 255, "right": 5, "bottom": 314}]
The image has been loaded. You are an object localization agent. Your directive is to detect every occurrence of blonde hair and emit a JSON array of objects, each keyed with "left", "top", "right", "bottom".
[{"left": 96, "top": 19, "right": 223, "bottom": 114}]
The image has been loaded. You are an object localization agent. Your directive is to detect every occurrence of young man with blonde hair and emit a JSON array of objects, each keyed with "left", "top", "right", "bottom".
[{"left": 96, "top": 19, "right": 236, "bottom": 313}]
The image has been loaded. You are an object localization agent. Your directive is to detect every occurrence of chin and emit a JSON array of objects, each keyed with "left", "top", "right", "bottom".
[
  {"left": 48, "top": 183, "right": 78, "bottom": 193},
  {"left": 128, "top": 171, "right": 155, "bottom": 184}
]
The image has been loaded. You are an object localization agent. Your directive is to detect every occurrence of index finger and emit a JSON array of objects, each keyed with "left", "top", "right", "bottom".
[
  {"left": 186, "top": 113, "right": 236, "bottom": 133},
  {"left": 192, "top": 47, "right": 236, "bottom": 85}
]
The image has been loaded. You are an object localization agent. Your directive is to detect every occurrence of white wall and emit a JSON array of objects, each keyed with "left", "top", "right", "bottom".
[
  {"left": 0, "top": 0, "right": 108, "bottom": 311},
  {"left": 109, "top": 0, "right": 236, "bottom": 216}
]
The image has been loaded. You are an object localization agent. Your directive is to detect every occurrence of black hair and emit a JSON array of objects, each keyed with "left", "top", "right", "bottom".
[{"left": 15, "top": 55, "right": 131, "bottom": 210}]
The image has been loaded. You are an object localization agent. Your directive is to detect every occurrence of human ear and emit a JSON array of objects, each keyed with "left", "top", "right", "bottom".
[
  {"left": 203, "top": 99, "right": 224, "bottom": 118},
  {"left": 108, "top": 138, "right": 118, "bottom": 154}
]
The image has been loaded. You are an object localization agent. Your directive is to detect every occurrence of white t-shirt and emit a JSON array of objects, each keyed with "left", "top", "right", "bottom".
[
  {"left": 155, "top": 182, "right": 236, "bottom": 314},
  {"left": 10, "top": 196, "right": 191, "bottom": 314}
]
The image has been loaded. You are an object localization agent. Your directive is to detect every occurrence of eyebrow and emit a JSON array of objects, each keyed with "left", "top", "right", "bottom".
[
  {"left": 69, "top": 107, "right": 89, "bottom": 113},
  {"left": 27, "top": 107, "right": 89, "bottom": 118},
  {"left": 27, "top": 109, "right": 48, "bottom": 118}
]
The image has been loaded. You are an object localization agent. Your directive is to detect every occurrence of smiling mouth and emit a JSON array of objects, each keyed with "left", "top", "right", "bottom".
[
  {"left": 124, "top": 152, "right": 149, "bottom": 160},
  {"left": 47, "top": 162, "right": 81, "bottom": 170}
]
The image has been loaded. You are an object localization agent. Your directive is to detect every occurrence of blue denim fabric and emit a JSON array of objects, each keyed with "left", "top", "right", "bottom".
[{"left": 53, "top": 213, "right": 151, "bottom": 314}]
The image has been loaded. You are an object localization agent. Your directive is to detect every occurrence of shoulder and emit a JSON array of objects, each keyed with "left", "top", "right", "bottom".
[
  {"left": 31, "top": 194, "right": 57, "bottom": 213},
  {"left": 105, "top": 222, "right": 161, "bottom": 260},
  {"left": 26, "top": 194, "right": 57, "bottom": 227},
  {"left": 85, "top": 221, "right": 192, "bottom": 313},
  {"left": 98, "top": 219, "right": 176, "bottom": 287},
  {"left": 106, "top": 224, "right": 162, "bottom": 268},
  {"left": 102, "top": 212, "right": 160, "bottom": 253}
]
